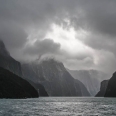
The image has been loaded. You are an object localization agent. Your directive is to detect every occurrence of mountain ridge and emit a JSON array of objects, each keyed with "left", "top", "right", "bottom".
[{"left": 22, "top": 59, "right": 90, "bottom": 96}]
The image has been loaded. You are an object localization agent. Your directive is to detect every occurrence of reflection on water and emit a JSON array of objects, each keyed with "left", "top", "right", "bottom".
[{"left": 0, "top": 97, "right": 116, "bottom": 116}]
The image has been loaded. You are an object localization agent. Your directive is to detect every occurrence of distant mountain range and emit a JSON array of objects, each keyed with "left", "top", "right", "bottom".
[{"left": 68, "top": 69, "right": 109, "bottom": 96}]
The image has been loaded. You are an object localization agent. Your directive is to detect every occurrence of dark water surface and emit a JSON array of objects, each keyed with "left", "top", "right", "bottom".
[{"left": 0, "top": 97, "right": 116, "bottom": 116}]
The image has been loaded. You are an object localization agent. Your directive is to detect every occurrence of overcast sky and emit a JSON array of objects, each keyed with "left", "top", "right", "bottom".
[{"left": 0, "top": 0, "right": 116, "bottom": 75}]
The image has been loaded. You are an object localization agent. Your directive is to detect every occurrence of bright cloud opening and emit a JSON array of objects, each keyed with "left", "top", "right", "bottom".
[{"left": 45, "top": 23, "right": 93, "bottom": 56}]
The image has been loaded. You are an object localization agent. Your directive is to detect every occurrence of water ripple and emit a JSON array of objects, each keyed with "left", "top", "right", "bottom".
[{"left": 0, "top": 97, "right": 116, "bottom": 116}]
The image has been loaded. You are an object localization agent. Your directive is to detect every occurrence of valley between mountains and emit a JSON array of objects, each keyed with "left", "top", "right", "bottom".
[{"left": 0, "top": 40, "right": 115, "bottom": 98}]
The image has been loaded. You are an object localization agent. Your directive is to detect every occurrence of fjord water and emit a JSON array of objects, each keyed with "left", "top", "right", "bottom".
[{"left": 0, "top": 97, "right": 116, "bottom": 116}]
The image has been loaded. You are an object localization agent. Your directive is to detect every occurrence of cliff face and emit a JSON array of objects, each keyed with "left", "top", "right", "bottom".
[
  {"left": 68, "top": 69, "right": 108, "bottom": 96},
  {"left": 26, "top": 79, "right": 48, "bottom": 97},
  {"left": 95, "top": 80, "right": 108, "bottom": 97},
  {"left": 0, "top": 67, "right": 39, "bottom": 98},
  {"left": 0, "top": 40, "right": 22, "bottom": 77},
  {"left": 105, "top": 72, "right": 116, "bottom": 97},
  {"left": 22, "top": 59, "right": 90, "bottom": 96}
]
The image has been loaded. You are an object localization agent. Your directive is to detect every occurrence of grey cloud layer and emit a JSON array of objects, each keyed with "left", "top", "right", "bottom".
[
  {"left": 0, "top": 0, "right": 116, "bottom": 74},
  {"left": 24, "top": 39, "right": 60, "bottom": 56}
]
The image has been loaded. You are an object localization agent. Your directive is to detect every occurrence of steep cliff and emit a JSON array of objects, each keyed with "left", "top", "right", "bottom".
[
  {"left": 0, "top": 40, "right": 48, "bottom": 97},
  {"left": 0, "top": 67, "right": 39, "bottom": 98},
  {"left": 95, "top": 80, "right": 108, "bottom": 97},
  {"left": 26, "top": 79, "right": 48, "bottom": 96},
  {"left": 0, "top": 40, "right": 22, "bottom": 77},
  {"left": 105, "top": 72, "right": 116, "bottom": 97},
  {"left": 22, "top": 59, "right": 90, "bottom": 96}
]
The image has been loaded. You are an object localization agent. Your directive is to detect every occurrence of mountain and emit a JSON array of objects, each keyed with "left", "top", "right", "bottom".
[
  {"left": 68, "top": 69, "right": 108, "bottom": 96},
  {"left": 95, "top": 80, "right": 108, "bottom": 97},
  {"left": 26, "top": 79, "right": 48, "bottom": 96},
  {"left": 21, "top": 59, "right": 90, "bottom": 96},
  {"left": 105, "top": 72, "right": 116, "bottom": 97},
  {"left": 0, "top": 67, "right": 39, "bottom": 98},
  {"left": 0, "top": 40, "right": 48, "bottom": 97},
  {"left": 0, "top": 40, "right": 22, "bottom": 77}
]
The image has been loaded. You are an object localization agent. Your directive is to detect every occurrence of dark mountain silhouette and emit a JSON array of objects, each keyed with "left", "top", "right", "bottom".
[
  {"left": 105, "top": 72, "right": 116, "bottom": 97},
  {"left": 0, "top": 67, "right": 38, "bottom": 98},
  {"left": 22, "top": 59, "right": 90, "bottom": 96},
  {"left": 95, "top": 80, "right": 108, "bottom": 97},
  {"left": 26, "top": 79, "right": 48, "bottom": 96},
  {"left": 0, "top": 40, "right": 22, "bottom": 77},
  {"left": 0, "top": 40, "right": 48, "bottom": 97}
]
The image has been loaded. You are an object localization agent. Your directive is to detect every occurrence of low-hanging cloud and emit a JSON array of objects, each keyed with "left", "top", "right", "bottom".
[{"left": 24, "top": 39, "right": 61, "bottom": 56}]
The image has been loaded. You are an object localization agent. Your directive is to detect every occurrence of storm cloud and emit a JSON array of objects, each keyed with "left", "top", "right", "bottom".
[
  {"left": 0, "top": 0, "right": 116, "bottom": 75},
  {"left": 24, "top": 39, "right": 61, "bottom": 56}
]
